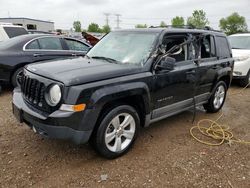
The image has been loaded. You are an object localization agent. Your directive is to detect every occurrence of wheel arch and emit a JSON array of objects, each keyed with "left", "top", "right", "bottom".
[
  {"left": 213, "top": 68, "right": 232, "bottom": 90},
  {"left": 89, "top": 82, "right": 151, "bottom": 132}
]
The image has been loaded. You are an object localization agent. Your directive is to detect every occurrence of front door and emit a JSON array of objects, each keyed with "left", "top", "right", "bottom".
[{"left": 151, "top": 33, "right": 198, "bottom": 119}]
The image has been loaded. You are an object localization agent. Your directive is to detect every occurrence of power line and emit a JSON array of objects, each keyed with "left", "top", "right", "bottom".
[
  {"left": 114, "top": 14, "right": 121, "bottom": 29},
  {"left": 104, "top": 13, "right": 110, "bottom": 26}
]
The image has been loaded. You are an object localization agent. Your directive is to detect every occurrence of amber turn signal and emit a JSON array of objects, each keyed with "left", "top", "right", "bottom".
[
  {"left": 60, "top": 104, "right": 86, "bottom": 112},
  {"left": 72, "top": 104, "right": 86, "bottom": 112}
]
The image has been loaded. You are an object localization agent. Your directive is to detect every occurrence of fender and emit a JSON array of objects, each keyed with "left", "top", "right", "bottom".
[
  {"left": 76, "top": 82, "right": 151, "bottom": 131},
  {"left": 90, "top": 82, "right": 151, "bottom": 113}
]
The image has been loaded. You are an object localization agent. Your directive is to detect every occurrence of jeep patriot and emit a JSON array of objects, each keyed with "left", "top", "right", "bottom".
[{"left": 13, "top": 28, "right": 234, "bottom": 158}]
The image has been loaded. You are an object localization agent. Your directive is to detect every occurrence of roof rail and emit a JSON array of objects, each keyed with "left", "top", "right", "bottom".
[
  {"left": 149, "top": 25, "right": 195, "bottom": 29},
  {"left": 203, "top": 26, "right": 222, "bottom": 32},
  {"left": 149, "top": 25, "right": 222, "bottom": 32}
]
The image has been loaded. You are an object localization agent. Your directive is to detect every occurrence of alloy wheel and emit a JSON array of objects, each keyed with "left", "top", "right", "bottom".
[
  {"left": 213, "top": 85, "right": 225, "bottom": 109},
  {"left": 105, "top": 113, "right": 136, "bottom": 152}
]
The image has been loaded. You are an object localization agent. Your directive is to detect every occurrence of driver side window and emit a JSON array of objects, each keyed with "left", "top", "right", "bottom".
[{"left": 162, "top": 35, "right": 189, "bottom": 62}]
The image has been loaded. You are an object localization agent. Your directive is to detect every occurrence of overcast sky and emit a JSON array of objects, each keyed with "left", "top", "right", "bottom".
[{"left": 0, "top": 0, "right": 249, "bottom": 30}]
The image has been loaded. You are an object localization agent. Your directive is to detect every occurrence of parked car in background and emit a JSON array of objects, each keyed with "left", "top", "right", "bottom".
[
  {"left": 0, "top": 23, "right": 28, "bottom": 42},
  {"left": 228, "top": 33, "right": 250, "bottom": 86},
  {"left": 0, "top": 34, "right": 92, "bottom": 87}
]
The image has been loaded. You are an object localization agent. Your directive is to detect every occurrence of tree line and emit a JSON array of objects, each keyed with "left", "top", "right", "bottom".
[
  {"left": 73, "top": 21, "right": 111, "bottom": 33},
  {"left": 73, "top": 10, "right": 248, "bottom": 35},
  {"left": 135, "top": 10, "right": 248, "bottom": 35}
]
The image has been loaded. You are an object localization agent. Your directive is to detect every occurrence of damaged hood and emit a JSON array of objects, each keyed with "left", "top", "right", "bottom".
[{"left": 26, "top": 57, "right": 143, "bottom": 86}]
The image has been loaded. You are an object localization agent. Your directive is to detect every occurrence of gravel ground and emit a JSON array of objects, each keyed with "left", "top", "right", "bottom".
[{"left": 0, "top": 85, "right": 249, "bottom": 188}]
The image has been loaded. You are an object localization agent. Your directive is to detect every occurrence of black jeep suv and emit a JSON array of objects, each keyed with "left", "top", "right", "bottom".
[{"left": 13, "top": 28, "right": 234, "bottom": 158}]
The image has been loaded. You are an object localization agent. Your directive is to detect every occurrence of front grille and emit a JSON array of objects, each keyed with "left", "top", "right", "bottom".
[{"left": 21, "top": 75, "right": 49, "bottom": 112}]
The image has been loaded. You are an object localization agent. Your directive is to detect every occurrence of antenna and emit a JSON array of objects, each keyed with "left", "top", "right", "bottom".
[
  {"left": 114, "top": 14, "right": 121, "bottom": 29},
  {"left": 104, "top": 13, "right": 110, "bottom": 26}
]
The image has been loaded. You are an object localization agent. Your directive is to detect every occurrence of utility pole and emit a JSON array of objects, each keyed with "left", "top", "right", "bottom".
[
  {"left": 115, "top": 14, "right": 121, "bottom": 29},
  {"left": 104, "top": 13, "right": 110, "bottom": 26}
]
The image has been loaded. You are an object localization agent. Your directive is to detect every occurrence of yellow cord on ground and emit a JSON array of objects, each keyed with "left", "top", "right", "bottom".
[{"left": 190, "top": 82, "right": 250, "bottom": 146}]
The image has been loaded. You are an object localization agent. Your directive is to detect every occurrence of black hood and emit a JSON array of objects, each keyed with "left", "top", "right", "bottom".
[{"left": 26, "top": 57, "right": 144, "bottom": 86}]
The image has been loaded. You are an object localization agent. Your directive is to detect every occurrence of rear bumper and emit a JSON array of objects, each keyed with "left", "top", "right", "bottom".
[{"left": 12, "top": 88, "right": 92, "bottom": 144}]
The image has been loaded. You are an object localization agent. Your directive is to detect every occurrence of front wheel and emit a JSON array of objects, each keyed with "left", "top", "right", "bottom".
[
  {"left": 11, "top": 67, "right": 23, "bottom": 88},
  {"left": 203, "top": 81, "right": 227, "bottom": 113},
  {"left": 92, "top": 105, "right": 140, "bottom": 159}
]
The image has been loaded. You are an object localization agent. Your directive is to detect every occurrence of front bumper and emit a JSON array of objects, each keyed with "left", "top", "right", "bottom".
[{"left": 12, "top": 88, "right": 92, "bottom": 144}]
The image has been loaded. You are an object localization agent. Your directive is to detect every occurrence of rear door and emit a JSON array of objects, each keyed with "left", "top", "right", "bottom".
[
  {"left": 194, "top": 34, "right": 218, "bottom": 95},
  {"left": 24, "top": 36, "right": 73, "bottom": 63}
]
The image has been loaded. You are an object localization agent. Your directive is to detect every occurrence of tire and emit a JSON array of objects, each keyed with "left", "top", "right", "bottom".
[
  {"left": 239, "top": 70, "right": 250, "bottom": 87},
  {"left": 203, "top": 81, "right": 227, "bottom": 113},
  {"left": 11, "top": 67, "right": 24, "bottom": 88},
  {"left": 92, "top": 105, "right": 140, "bottom": 159}
]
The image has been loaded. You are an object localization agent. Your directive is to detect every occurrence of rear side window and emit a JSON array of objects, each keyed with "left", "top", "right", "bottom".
[
  {"left": 216, "top": 36, "right": 231, "bottom": 58},
  {"left": 65, "top": 39, "right": 89, "bottom": 51},
  {"left": 26, "top": 40, "right": 40, "bottom": 50},
  {"left": 200, "top": 35, "right": 216, "bottom": 58},
  {"left": 38, "top": 37, "right": 63, "bottom": 50},
  {"left": 3, "top": 27, "right": 28, "bottom": 38}
]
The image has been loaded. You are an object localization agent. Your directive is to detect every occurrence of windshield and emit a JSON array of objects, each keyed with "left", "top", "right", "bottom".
[
  {"left": 228, "top": 35, "right": 250, "bottom": 50},
  {"left": 87, "top": 31, "right": 158, "bottom": 66},
  {"left": 4, "top": 27, "right": 28, "bottom": 38}
]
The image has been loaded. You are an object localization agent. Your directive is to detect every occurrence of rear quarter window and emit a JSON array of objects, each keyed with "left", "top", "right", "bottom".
[
  {"left": 26, "top": 40, "right": 40, "bottom": 50},
  {"left": 216, "top": 36, "right": 231, "bottom": 58},
  {"left": 3, "top": 27, "right": 28, "bottom": 38}
]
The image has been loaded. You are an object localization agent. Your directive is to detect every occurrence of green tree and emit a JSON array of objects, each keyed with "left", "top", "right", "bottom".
[
  {"left": 160, "top": 21, "right": 167, "bottom": 27},
  {"left": 102, "top": 25, "right": 111, "bottom": 33},
  {"left": 171, "top": 16, "right": 184, "bottom": 27},
  {"left": 73, "top": 21, "right": 82, "bottom": 32},
  {"left": 187, "top": 10, "right": 209, "bottom": 28},
  {"left": 135, "top": 24, "right": 147, "bottom": 28},
  {"left": 87, "top": 23, "right": 102, "bottom": 32},
  {"left": 219, "top": 12, "right": 248, "bottom": 35}
]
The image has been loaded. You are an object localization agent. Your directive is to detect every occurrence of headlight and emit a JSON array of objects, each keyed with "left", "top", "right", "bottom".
[
  {"left": 46, "top": 84, "right": 61, "bottom": 106},
  {"left": 234, "top": 56, "right": 250, "bottom": 62}
]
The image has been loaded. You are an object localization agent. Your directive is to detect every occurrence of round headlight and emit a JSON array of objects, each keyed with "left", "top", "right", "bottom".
[{"left": 46, "top": 84, "right": 61, "bottom": 106}]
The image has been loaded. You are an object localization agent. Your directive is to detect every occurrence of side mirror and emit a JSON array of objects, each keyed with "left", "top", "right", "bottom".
[{"left": 157, "top": 57, "right": 176, "bottom": 71}]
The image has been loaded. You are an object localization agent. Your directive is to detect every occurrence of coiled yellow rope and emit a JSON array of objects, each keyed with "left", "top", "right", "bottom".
[{"left": 190, "top": 82, "right": 250, "bottom": 146}]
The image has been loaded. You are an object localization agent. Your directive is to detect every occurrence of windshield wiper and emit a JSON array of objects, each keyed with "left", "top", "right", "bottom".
[{"left": 91, "top": 56, "right": 119, "bottom": 64}]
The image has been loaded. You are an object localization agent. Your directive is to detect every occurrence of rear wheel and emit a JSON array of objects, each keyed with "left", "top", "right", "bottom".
[
  {"left": 239, "top": 70, "right": 250, "bottom": 87},
  {"left": 11, "top": 67, "right": 23, "bottom": 87},
  {"left": 203, "top": 81, "right": 227, "bottom": 113},
  {"left": 92, "top": 105, "right": 140, "bottom": 159}
]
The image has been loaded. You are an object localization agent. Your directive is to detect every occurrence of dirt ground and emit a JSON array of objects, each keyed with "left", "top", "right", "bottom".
[{"left": 0, "top": 84, "right": 249, "bottom": 188}]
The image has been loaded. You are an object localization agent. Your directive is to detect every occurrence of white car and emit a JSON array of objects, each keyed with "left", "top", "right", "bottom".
[
  {"left": 0, "top": 23, "right": 28, "bottom": 42},
  {"left": 228, "top": 33, "right": 250, "bottom": 86}
]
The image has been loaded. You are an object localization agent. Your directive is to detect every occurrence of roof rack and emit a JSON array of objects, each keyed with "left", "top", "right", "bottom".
[
  {"left": 149, "top": 25, "right": 222, "bottom": 32},
  {"left": 149, "top": 25, "right": 195, "bottom": 29}
]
